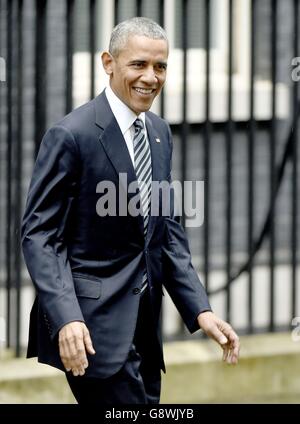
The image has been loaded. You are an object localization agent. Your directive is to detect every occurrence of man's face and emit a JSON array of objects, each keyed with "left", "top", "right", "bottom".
[{"left": 102, "top": 35, "right": 168, "bottom": 115}]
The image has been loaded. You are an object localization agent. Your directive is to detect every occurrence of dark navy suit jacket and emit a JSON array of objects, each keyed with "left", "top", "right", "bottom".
[{"left": 21, "top": 91, "right": 211, "bottom": 378}]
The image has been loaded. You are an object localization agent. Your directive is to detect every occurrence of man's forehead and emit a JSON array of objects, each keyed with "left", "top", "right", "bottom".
[
  {"left": 124, "top": 35, "right": 168, "bottom": 50},
  {"left": 119, "top": 37, "right": 168, "bottom": 59}
]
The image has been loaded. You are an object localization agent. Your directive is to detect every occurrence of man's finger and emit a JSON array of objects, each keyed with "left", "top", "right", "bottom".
[
  {"left": 225, "top": 339, "right": 239, "bottom": 364},
  {"left": 67, "top": 336, "right": 80, "bottom": 358},
  {"left": 72, "top": 365, "right": 85, "bottom": 377},
  {"left": 222, "top": 346, "right": 229, "bottom": 362},
  {"left": 232, "top": 344, "right": 240, "bottom": 364},
  {"left": 59, "top": 339, "right": 72, "bottom": 372},
  {"left": 74, "top": 339, "right": 88, "bottom": 368}
]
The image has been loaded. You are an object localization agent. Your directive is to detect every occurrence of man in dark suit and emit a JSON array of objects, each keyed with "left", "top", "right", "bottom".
[{"left": 22, "top": 17, "right": 240, "bottom": 404}]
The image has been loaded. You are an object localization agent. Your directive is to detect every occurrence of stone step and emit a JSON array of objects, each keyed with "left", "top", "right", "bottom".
[{"left": 0, "top": 332, "right": 299, "bottom": 403}]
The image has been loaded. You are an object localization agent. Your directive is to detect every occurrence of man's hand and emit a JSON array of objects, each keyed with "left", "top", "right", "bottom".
[
  {"left": 58, "top": 321, "right": 96, "bottom": 376},
  {"left": 197, "top": 311, "right": 240, "bottom": 365}
]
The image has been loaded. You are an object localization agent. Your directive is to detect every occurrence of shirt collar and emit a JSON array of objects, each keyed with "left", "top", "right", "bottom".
[{"left": 105, "top": 85, "right": 146, "bottom": 135}]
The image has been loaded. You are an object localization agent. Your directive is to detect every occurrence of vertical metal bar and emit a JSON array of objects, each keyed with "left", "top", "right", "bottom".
[
  {"left": 181, "top": 0, "right": 188, "bottom": 230},
  {"left": 159, "top": 0, "right": 165, "bottom": 118},
  {"left": 269, "top": 0, "right": 277, "bottom": 332},
  {"left": 114, "top": 0, "right": 119, "bottom": 25},
  {"left": 89, "top": 0, "right": 96, "bottom": 100},
  {"left": 247, "top": 0, "right": 256, "bottom": 333},
  {"left": 34, "top": 0, "right": 47, "bottom": 157},
  {"left": 15, "top": 0, "right": 23, "bottom": 357},
  {"left": 5, "top": 0, "right": 13, "bottom": 349},
  {"left": 136, "top": 0, "right": 142, "bottom": 16},
  {"left": 0, "top": 7, "right": 5, "bottom": 351},
  {"left": 66, "top": 0, "right": 74, "bottom": 114},
  {"left": 0, "top": 0, "right": 4, "bottom": 288},
  {"left": 225, "top": 0, "right": 234, "bottom": 322},
  {"left": 177, "top": 0, "right": 188, "bottom": 336},
  {"left": 158, "top": 0, "right": 165, "bottom": 339},
  {"left": 291, "top": 0, "right": 298, "bottom": 319},
  {"left": 203, "top": 0, "right": 211, "bottom": 291}
]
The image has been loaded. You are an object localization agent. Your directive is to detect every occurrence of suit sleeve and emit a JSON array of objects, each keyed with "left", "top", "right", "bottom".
[
  {"left": 162, "top": 123, "right": 212, "bottom": 334},
  {"left": 21, "top": 125, "right": 84, "bottom": 339}
]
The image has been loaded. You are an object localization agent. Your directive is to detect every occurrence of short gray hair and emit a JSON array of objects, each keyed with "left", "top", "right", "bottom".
[{"left": 109, "top": 17, "right": 168, "bottom": 57}]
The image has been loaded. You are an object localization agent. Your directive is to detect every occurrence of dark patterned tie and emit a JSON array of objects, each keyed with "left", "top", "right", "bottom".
[{"left": 133, "top": 118, "right": 152, "bottom": 292}]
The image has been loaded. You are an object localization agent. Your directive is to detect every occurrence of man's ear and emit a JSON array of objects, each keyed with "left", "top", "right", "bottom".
[{"left": 101, "top": 51, "right": 114, "bottom": 76}]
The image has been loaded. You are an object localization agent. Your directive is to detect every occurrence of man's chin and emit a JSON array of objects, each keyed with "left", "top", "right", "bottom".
[
  {"left": 131, "top": 104, "right": 153, "bottom": 115},
  {"left": 129, "top": 95, "right": 158, "bottom": 113}
]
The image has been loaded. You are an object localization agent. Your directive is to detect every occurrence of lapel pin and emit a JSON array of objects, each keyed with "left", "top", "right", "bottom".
[{"left": 155, "top": 138, "right": 161, "bottom": 143}]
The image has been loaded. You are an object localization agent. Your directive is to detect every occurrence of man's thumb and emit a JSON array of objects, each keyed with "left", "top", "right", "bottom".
[
  {"left": 83, "top": 331, "right": 96, "bottom": 354},
  {"left": 218, "top": 334, "right": 228, "bottom": 345},
  {"left": 210, "top": 328, "right": 228, "bottom": 346}
]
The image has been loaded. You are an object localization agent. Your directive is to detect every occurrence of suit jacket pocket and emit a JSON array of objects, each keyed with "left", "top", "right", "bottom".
[{"left": 73, "top": 273, "right": 102, "bottom": 299}]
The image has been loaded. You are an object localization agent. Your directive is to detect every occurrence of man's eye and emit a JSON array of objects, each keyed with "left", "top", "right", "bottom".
[
  {"left": 156, "top": 64, "right": 167, "bottom": 72},
  {"left": 132, "top": 63, "right": 143, "bottom": 68}
]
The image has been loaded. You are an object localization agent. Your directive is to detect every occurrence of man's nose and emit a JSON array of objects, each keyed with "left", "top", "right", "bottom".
[{"left": 141, "top": 67, "right": 157, "bottom": 85}]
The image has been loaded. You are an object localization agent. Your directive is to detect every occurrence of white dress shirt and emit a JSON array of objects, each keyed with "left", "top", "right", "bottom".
[{"left": 105, "top": 85, "right": 147, "bottom": 166}]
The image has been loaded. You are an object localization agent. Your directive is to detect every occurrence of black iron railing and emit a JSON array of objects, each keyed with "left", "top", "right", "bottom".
[{"left": 0, "top": 0, "right": 299, "bottom": 356}]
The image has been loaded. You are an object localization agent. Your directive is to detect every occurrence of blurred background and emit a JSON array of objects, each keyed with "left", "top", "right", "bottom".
[{"left": 0, "top": 0, "right": 299, "bottom": 403}]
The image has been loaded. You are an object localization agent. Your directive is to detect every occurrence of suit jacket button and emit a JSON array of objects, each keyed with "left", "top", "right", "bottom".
[{"left": 132, "top": 288, "right": 141, "bottom": 295}]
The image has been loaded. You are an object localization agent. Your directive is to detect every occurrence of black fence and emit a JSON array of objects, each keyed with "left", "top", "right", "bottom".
[{"left": 0, "top": 0, "right": 299, "bottom": 356}]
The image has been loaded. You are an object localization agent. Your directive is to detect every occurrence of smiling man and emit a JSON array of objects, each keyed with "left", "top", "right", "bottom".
[
  {"left": 102, "top": 33, "right": 168, "bottom": 114},
  {"left": 22, "top": 17, "right": 240, "bottom": 405}
]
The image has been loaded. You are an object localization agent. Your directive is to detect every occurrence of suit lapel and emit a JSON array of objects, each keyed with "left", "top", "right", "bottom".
[
  {"left": 94, "top": 92, "right": 144, "bottom": 234},
  {"left": 95, "top": 92, "right": 135, "bottom": 194}
]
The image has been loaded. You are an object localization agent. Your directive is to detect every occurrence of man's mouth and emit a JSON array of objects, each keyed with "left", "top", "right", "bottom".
[{"left": 133, "top": 87, "right": 156, "bottom": 95}]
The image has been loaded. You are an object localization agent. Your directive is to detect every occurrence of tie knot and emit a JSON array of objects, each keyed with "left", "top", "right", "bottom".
[{"left": 134, "top": 118, "right": 144, "bottom": 133}]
